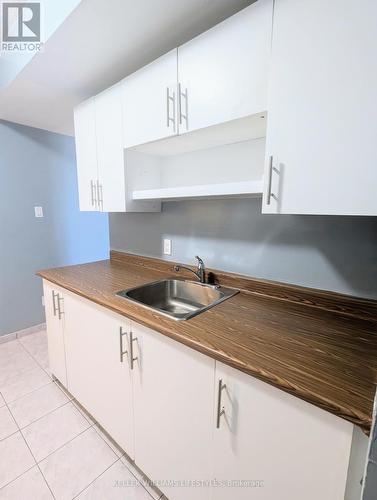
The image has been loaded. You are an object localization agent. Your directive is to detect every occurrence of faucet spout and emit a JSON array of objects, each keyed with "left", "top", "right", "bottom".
[{"left": 174, "top": 255, "right": 206, "bottom": 283}]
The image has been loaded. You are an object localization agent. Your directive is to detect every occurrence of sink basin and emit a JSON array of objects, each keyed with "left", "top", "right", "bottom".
[{"left": 116, "top": 279, "right": 238, "bottom": 320}]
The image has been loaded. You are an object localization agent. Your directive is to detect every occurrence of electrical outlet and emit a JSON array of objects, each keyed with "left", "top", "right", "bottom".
[
  {"left": 163, "top": 238, "right": 172, "bottom": 256},
  {"left": 34, "top": 206, "right": 43, "bottom": 218}
]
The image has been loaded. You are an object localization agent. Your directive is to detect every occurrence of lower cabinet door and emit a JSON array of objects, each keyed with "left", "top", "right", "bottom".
[
  {"left": 43, "top": 280, "right": 67, "bottom": 387},
  {"left": 131, "top": 321, "right": 214, "bottom": 500},
  {"left": 212, "top": 362, "right": 353, "bottom": 500},
  {"left": 63, "top": 292, "right": 134, "bottom": 458}
]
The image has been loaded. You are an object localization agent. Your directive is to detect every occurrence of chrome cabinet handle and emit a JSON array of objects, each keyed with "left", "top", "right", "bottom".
[
  {"left": 96, "top": 181, "right": 103, "bottom": 212},
  {"left": 166, "top": 87, "right": 176, "bottom": 131},
  {"left": 57, "top": 295, "right": 64, "bottom": 320},
  {"left": 119, "top": 327, "right": 128, "bottom": 363},
  {"left": 52, "top": 291, "right": 59, "bottom": 317},
  {"left": 266, "top": 156, "right": 278, "bottom": 206},
  {"left": 266, "top": 155, "right": 273, "bottom": 205},
  {"left": 178, "top": 83, "right": 188, "bottom": 129},
  {"left": 129, "top": 331, "right": 138, "bottom": 370},
  {"left": 90, "top": 180, "right": 97, "bottom": 208},
  {"left": 216, "top": 378, "right": 226, "bottom": 429}
]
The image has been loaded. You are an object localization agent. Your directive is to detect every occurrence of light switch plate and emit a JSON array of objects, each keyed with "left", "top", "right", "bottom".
[
  {"left": 163, "top": 238, "right": 172, "bottom": 256},
  {"left": 34, "top": 206, "right": 43, "bottom": 218}
]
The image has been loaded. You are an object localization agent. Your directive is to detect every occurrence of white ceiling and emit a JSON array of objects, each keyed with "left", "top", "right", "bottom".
[
  {"left": 0, "top": 0, "right": 254, "bottom": 136},
  {"left": 0, "top": 0, "right": 81, "bottom": 87}
]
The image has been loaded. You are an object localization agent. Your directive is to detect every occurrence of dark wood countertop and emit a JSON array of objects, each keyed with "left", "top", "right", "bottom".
[{"left": 37, "top": 252, "right": 377, "bottom": 434}]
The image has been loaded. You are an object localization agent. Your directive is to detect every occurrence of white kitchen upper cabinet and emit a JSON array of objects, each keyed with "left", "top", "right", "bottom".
[
  {"left": 177, "top": 1, "right": 272, "bottom": 134},
  {"left": 63, "top": 292, "right": 134, "bottom": 458},
  {"left": 43, "top": 281, "right": 67, "bottom": 387},
  {"left": 212, "top": 362, "right": 353, "bottom": 500},
  {"left": 132, "top": 322, "right": 214, "bottom": 500},
  {"left": 122, "top": 49, "right": 178, "bottom": 148},
  {"left": 73, "top": 98, "right": 98, "bottom": 211},
  {"left": 95, "top": 83, "right": 126, "bottom": 212},
  {"left": 263, "top": 0, "right": 377, "bottom": 215}
]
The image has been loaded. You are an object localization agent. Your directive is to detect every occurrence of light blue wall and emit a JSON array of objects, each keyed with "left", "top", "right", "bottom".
[
  {"left": 0, "top": 120, "right": 109, "bottom": 336},
  {"left": 110, "top": 198, "right": 377, "bottom": 299}
]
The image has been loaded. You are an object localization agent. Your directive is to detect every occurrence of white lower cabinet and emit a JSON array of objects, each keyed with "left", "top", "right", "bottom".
[
  {"left": 212, "top": 362, "right": 353, "bottom": 500},
  {"left": 43, "top": 281, "right": 68, "bottom": 387},
  {"left": 63, "top": 291, "right": 134, "bottom": 458},
  {"left": 131, "top": 321, "right": 214, "bottom": 500},
  {"left": 44, "top": 283, "right": 360, "bottom": 500}
]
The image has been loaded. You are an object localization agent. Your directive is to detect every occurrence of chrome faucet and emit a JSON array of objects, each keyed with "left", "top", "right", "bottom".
[{"left": 174, "top": 255, "right": 206, "bottom": 283}]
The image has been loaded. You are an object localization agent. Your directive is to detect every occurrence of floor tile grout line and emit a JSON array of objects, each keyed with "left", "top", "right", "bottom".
[
  {"left": 34, "top": 425, "right": 114, "bottom": 499},
  {"left": 120, "top": 460, "right": 164, "bottom": 500},
  {"left": 0, "top": 335, "right": 51, "bottom": 392},
  {"left": 0, "top": 427, "right": 19, "bottom": 442},
  {"left": 2, "top": 377, "right": 54, "bottom": 406},
  {"left": 71, "top": 456, "right": 123, "bottom": 499},
  {"left": 70, "top": 452, "right": 160, "bottom": 500},
  {"left": 1, "top": 395, "right": 56, "bottom": 499},
  {"left": 4, "top": 401, "right": 97, "bottom": 497},
  {"left": 6, "top": 392, "right": 94, "bottom": 438},
  {"left": 19, "top": 428, "right": 57, "bottom": 500},
  {"left": 16, "top": 334, "right": 50, "bottom": 371},
  {"left": 88, "top": 423, "right": 162, "bottom": 500},
  {"left": 16, "top": 336, "right": 52, "bottom": 378},
  {"left": 6, "top": 384, "right": 72, "bottom": 431},
  {"left": 0, "top": 359, "right": 46, "bottom": 392},
  {"left": 36, "top": 424, "right": 95, "bottom": 466},
  {"left": 17, "top": 399, "right": 72, "bottom": 431},
  {"left": 0, "top": 461, "right": 37, "bottom": 491}
]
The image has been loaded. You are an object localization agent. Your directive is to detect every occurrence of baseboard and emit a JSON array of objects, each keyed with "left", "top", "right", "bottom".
[{"left": 0, "top": 323, "right": 46, "bottom": 344}]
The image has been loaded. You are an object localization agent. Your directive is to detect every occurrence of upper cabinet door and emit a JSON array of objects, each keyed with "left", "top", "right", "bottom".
[
  {"left": 95, "top": 84, "right": 126, "bottom": 212},
  {"left": 213, "top": 362, "right": 353, "bottom": 500},
  {"left": 73, "top": 99, "right": 98, "bottom": 211},
  {"left": 123, "top": 49, "right": 178, "bottom": 148},
  {"left": 177, "top": 1, "right": 273, "bottom": 134},
  {"left": 132, "top": 321, "right": 214, "bottom": 500},
  {"left": 263, "top": 0, "right": 377, "bottom": 215}
]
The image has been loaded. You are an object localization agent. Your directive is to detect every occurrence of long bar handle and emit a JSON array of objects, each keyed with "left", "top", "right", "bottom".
[
  {"left": 166, "top": 87, "right": 176, "bottom": 132},
  {"left": 129, "top": 331, "right": 138, "bottom": 370},
  {"left": 216, "top": 378, "right": 226, "bottom": 429},
  {"left": 57, "top": 295, "right": 64, "bottom": 320},
  {"left": 96, "top": 180, "right": 103, "bottom": 212},
  {"left": 52, "top": 291, "right": 59, "bottom": 317},
  {"left": 90, "top": 180, "right": 97, "bottom": 208},
  {"left": 119, "top": 327, "right": 128, "bottom": 363},
  {"left": 266, "top": 155, "right": 274, "bottom": 205},
  {"left": 178, "top": 83, "right": 188, "bottom": 129},
  {"left": 266, "top": 156, "right": 279, "bottom": 206}
]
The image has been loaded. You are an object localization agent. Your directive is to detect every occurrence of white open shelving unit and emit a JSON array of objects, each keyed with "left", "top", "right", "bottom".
[
  {"left": 132, "top": 180, "right": 263, "bottom": 201},
  {"left": 124, "top": 114, "right": 267, "bottom": 204}
]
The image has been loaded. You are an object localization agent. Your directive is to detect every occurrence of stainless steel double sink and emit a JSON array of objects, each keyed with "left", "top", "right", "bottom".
[{"left": 116, "top": 279, "right": 238, "bottom": 320}]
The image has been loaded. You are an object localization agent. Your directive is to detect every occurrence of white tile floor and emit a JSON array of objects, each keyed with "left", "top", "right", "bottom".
[{"left": 0, "top": 329, "right": 164, "bottom": 499}]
